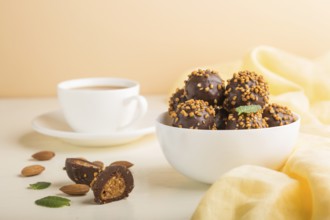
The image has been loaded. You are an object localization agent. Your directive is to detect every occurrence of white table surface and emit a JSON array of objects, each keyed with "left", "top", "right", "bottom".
[{"left": 0, "top": 95, "right": 209, "bottom": 220}]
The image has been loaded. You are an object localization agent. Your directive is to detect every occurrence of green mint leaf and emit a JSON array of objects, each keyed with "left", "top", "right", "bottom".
[
  {"left": 28, "top": 182, "right": 51, "bottom": 190},
  {"left": 235, "top": 105, "right": 262, "bottom": 115},
  {"left": 35, "top": 196, "right": 71, "bottom": 208}
]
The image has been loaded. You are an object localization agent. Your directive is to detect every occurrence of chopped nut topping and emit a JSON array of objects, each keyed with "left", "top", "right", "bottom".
[
  {"left": 172, "top": 99, "right": 216, "bottom": 129},
  {"left": 223, "top": 70, "right": 270, "bottom": 111},
  {"left": 263, "top": 103, "right": 296, "bottom": 127},
  {"left": 226, "top": 111, "right": 267, "bottom": 130}
]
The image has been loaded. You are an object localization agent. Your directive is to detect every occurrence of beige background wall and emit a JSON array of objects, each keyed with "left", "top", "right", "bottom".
[{"left": 1, "top": 0, "right": 330, "bottom": 97}]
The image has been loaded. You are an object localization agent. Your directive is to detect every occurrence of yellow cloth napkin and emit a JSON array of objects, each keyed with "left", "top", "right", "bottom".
[{"left": 170, "top": 45, "right": 330, "bottom": 220}]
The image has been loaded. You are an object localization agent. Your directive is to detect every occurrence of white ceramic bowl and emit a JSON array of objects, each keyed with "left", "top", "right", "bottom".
[{"left": 156, "top": 112, "right": 300, "bottom": 184}]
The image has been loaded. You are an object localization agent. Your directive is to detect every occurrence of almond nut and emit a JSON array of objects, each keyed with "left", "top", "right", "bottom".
[
  {"left": 32, "top": 151, "right": 55, "bottom": 161},
  {"left": 92, "top": 161, "right": 104, "bottom": 169},
  {"left": 21, "top": 165, "right": 45, "bottom": 177},
  {"left": 60, "top": 184, "right": 90, "bottom": 195},
  {"left": 110, "top": 160, "right": 134, "bottom": 168}
]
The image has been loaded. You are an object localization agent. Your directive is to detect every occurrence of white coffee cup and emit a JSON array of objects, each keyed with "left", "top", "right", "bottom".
[{"left": 57, "top": 77, "right": 148, "bottom": 133}]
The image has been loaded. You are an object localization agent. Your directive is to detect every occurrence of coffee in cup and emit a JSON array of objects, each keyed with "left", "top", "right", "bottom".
[{"left": 57, "top": 77, "right": 148, "bottom": 133}]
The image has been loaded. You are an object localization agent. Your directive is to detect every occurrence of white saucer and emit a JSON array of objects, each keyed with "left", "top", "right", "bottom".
[{"left": 32, "top": 110, "right": 155, "bottom": 147}]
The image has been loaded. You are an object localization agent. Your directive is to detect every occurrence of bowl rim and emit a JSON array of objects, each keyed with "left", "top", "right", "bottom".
[{"left": 156, "top": 111, "right": 300, "bottom": 133}]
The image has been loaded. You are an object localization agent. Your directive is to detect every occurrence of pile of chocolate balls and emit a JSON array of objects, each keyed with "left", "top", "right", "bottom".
[{"left": 168, "top": 70, "right": 296, "bottom": 130}]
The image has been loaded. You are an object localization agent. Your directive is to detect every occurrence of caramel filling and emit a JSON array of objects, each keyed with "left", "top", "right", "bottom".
[{"left": 101, "top": 173, "right": 126, "bottom": 200}]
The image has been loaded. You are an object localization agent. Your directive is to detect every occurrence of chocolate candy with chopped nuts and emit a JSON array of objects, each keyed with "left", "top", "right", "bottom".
[
  {"left": 184, "top": 69, "right": 226, "bottom": 105},
  {"left": 92, "top": 164, "right": 134, "bottom": 204},
  {"left": 65, "top": 158, "right": 103, "bottom": 186},
  {"left": 263, "top": 103, "right": 296, "bottom": 127},
  {"left": 225, "top": 111, "right": 268, "bottom": 130},
  {"left": 223, "top": 71, "right": 270, "bottom": 111},
  {"left": 170, "top": 99, "right": 216, "bottom": 130},
  {"left": 168, "top": 88, "right": 187, "bottom": 114}
]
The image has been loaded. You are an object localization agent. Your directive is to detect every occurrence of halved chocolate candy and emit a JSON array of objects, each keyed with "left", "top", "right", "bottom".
[
  {"left": 65, "top": 158, "right": 103, "bottom": 186},
  {"left": 92, "top": 165, "right": 134, "bottom": 204}
]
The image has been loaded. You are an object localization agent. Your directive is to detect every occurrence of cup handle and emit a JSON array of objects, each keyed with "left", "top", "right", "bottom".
[{"left": 118, "top": 95, "right": 148, "bottom": 130}]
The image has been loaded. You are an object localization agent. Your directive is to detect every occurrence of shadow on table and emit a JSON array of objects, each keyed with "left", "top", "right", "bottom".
[
  {"left": 18, "top": 131, "right": 153, "bottom": 153},
  {"left": 139, "top": 165, "right": 209, "bottom": 192},
  {"left": 19, "top": 132, "right": 73, "bottom": 151}
]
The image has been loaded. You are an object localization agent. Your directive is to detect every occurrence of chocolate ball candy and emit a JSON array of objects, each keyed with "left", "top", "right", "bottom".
[
  {"left": 171, "top": 99, "right": 216, "bottom": 130},
  {"left": 263, "top": 103, "right": 296, "bottom": 127},
  {"left": 225, "top": 111, "right": 268, "bottom": 130},
  {"left": 223, "top": 71, "right": 269, "bottom": 111},
  {"left": 65, "top": 158, "right": 103, "bottom": 186},
  {"left": 92, "top": 164, "right": 134, "bottom": 204},
  {"left": 184, "top": 69, "right": 226, "bottom": 106},
  {"left": 168, "top": 88, "right": 187, "bottom": 114}
]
